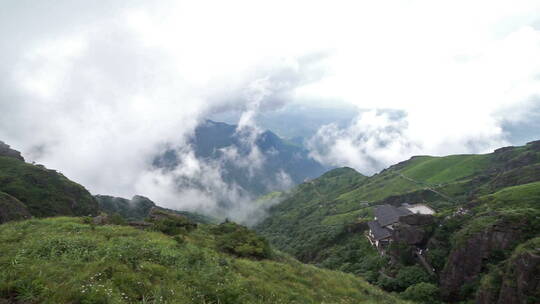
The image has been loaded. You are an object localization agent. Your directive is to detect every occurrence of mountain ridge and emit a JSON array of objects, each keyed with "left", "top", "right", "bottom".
[{"left": 256, "top": 140, "right": 540, "bottom": 303}]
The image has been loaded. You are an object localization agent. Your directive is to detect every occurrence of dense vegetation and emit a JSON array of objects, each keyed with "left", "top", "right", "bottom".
[
  {"left": 0, "top": 217, "right": 407, "bottom": 304},
  {"left": 257, "top": 140, "right": 540, "bottom": 302},
  {"left": 95, "top": 195, "right": 216, "bottom": 224},
  {"left": 1, "top": 138, "right": 539, "bottom": 303},
  {"left": 0, "top": 156, "right": 98, "bottom": 219}
]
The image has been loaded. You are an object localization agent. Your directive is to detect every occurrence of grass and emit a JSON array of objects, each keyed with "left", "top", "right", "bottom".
[
  {"left": 257, "top": 141, "right": 540, "bottom": 302},
  {"left": 0, "top": 217, "right": 407, "bottom": 304}
]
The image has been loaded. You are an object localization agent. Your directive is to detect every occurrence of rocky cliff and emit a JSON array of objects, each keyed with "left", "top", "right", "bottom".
[
  {"left": 476, "top": 237, "right": 540, "bottom": 304},
  {"left": 440, "top": 218, "right": 529, "bottom": 301}
]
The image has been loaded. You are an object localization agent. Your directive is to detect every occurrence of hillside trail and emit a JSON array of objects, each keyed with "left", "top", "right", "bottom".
[{"left": 395, "top": 173, "right": 459, "bottom": 204}]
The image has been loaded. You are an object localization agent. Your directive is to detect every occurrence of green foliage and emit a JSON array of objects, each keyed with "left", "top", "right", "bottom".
[
  {"left": 0, "top": 156, "right": 98, "bottom": 218},
  {"left": 401, "top": 282, "right": 440, "bottom": 304},
  {"left": 96, "top": 195, "right": 217, "bottom": 224},
  {"left": 0, "top": 217, "right": 407, "bottom": 304},
  {"left": 257, "top": 141, "right": 540, "bottom": 303},
  {"left": 0, "top": 191, "right": 30, "bottom": 223},
  {"left": 151, "top": 216, "right": 197, "bottom": 236},
  {"left": 388, "top": 242, "right": 415, "bottom": 266},
  {"left": 212, "top": 222, "right": 273, "bottom": 259},
  {"left": 109, "top": 213, "right": 127, "bottom": 226},
  {"left": 395, "top": 266, "right": 433, "bottom": 290}
]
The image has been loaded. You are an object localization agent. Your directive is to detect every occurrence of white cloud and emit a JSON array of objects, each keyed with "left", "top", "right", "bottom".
[{"left": 0, "top": 0, "right": 539, "bottom": 218}]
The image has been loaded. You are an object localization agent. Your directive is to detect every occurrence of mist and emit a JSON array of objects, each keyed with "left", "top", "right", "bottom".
[{"left": 1, "top": 0, "right": 540, "bottom": 223}]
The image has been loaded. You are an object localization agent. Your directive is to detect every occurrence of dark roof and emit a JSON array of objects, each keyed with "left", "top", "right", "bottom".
[
  {"left": 374, "top": 204, "right": 412, "bottom": 226},
  {"left": 368, "top": 220, "right": 391, "bottom": 240}
]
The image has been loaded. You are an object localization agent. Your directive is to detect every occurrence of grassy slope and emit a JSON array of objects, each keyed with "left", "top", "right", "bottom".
[
  {"left": 452, "top": 181, "right": 540, "bottom": 247},
  {"left": 0, "top": 156, "right": 98, "bottom": 217},
  {"left": 257, "top": 153, "right": 493, "bottom": 260},
  {"left": 0, "top": 217, "right": 407, "bottom": 304},
  {"left": 256, "top": 141, "right": 540, "bottom": 299}
]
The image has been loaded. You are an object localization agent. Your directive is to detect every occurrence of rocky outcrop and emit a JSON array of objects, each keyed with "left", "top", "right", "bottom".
[
  {"left": 0, "top": 191, "right": 31, "bottom": 223},
  {"left": 0, "top": 141, "right": 24, "bottom": 161},
  {"left": 440, "top": 220, "right": 525, "bottom": 301},
  {"left": 495, "top": 251, "right": 540, "bottom": 304},
  {"left": 392, "top": 214, "right": 434, "bottom": 246},
  {"left": 476, "top": 239, "right": 540, "bottom": 304}
]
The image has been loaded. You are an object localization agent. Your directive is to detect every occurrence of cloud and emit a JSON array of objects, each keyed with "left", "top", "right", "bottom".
[
  {"left": 301, "top": 1, "right": 540, "bottom": 174},
  {"left": 0, "top": 1, "right": 325, "bottom": 223},
  {"left": 0, "top": 0, "right": 540, "bottom": 220}
]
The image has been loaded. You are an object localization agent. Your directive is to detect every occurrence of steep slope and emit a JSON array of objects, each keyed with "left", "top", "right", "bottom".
[
  {"left": 0, "top": 141, "right": 24, "bottom": 161},
  {"left": 256, "top": 140, "right": 540, "bottom": 302},
  {"left": 0, "top": 148, "right": 99, "bottom": 219},
  {"left": 154, "top": 120, "right": 328, "bottom": 196},
  {"left": 436, "top": 181, "right": 540, "bottom": 301},
  {"left": 0, "top": 217, "right": 407, "bottom": 304}
]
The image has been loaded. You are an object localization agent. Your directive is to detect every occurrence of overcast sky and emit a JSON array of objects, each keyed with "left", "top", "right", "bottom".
[{"left": 1, "top": 1, "right": 540, "bottom": 210}]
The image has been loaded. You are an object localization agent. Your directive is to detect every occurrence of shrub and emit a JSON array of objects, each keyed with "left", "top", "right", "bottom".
[
  {"left": 148, "top": 211, "right": 197, "bottom": 236},
  {"left": 395, "top": 265, "right": 433, "bottom": 290},
  {"left": 401, "top": 282, "right": 440, "bottom": 303},
  {"left": 212, "top": 222, "right": 273, "bottom": 259},
  {"left": 109, "top": 213, "right": 127, "bottom": 225}
]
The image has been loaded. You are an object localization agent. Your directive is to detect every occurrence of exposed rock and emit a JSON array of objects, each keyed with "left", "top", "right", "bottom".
[
  {"left": 495, "top": 251, "right": 540, "bottom": 304},
  {"left": 0, "top": 191, "right": 31, "bottom": 224},
  {"left": 0, "top": 141, "right": 24, "bottom": 161},
  {"left": 390, "top": 214, "right": 434, "bottom": 246},
  {"left": 93, "top": 213, "right": 111, "bottom": 225},
  {"left": 392, "top": 224, "right": 427, "bottom": 245},
  {"left": 440, "top": 220, "right": 525, "bottom": 301}
]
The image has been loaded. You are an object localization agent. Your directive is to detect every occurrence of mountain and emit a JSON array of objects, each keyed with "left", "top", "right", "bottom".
[
  {"left": 153, "top": 120, "right": 328, "bottom": 196},
  {"left": 0, "top": 143, "right": 99, "bottom": 222},
  {"left": 95, "top": 194, "right": 217, "bottom": 224},
  {"left": 0, "top": 216, "right": 407, "bottom": 303},
  {"left": 256, "top": 140, "right": 540, "bottom": 303},
  {"left": 0, "top": 139, "right": 406, "bottom": 303}
]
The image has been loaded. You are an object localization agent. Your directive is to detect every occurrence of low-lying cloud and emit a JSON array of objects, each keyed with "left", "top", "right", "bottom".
[{"left": 1, "top": 0, "right": 540, "bottom": 222}]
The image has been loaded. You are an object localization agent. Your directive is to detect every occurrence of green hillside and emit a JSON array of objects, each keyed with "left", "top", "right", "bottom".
[
  {"left": 0, "top": 156, "right": 98, "bottom": 220},
  {"left": 0, "top": 217, "right": 406, "bottom": 304},
  {"left": 257, "top": 140, "right": 540, "bottom": 303},
  {"left": 95, "top": 195, "right": 216, "bottom": 224}
]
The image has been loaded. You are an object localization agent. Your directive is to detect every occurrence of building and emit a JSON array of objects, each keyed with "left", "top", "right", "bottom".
[{"left": 366, "top": 203, "right": 435, "bottom": 250}]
